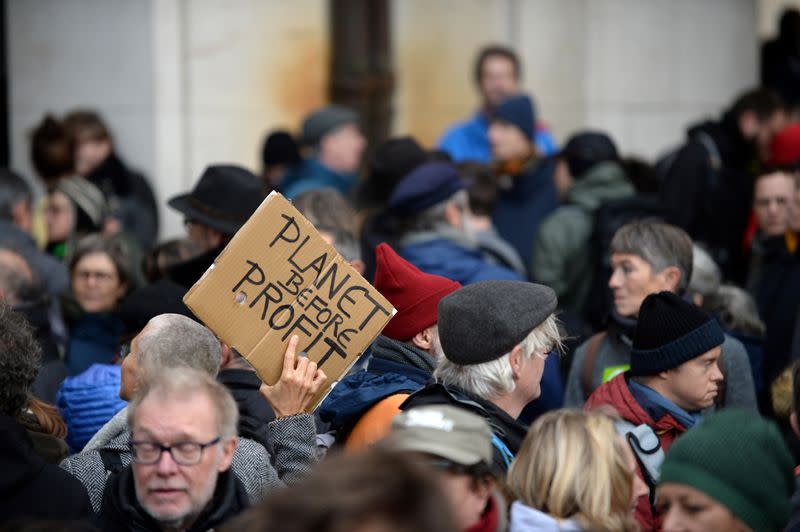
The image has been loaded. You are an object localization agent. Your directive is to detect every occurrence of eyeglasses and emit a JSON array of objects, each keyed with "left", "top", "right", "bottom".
[
  {"left": 73, "top": 270, "right": 117, "bottom": 284},
  {"left": 129, "top": 437, "right": 221, "bottom": 466}
]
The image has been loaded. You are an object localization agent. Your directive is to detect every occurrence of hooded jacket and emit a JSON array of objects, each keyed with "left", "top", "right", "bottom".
[
  {"left": 97, "top": 465, "right": 248, "bottom": 531},
  {"left": 532, "top": 161, "right": 634, "bottom": 313},
  {"left": 585, "top": 373, "right": 689, "bottom": 531},
  {"left": 317, "top": 335, "right": 436, "bottom": 443},
  {"left": 509, "top": 501, "right": 583, "bottom": 532},
  {"left": 0, "top": 414, "right": 92, "bottom": 524},
  {"left": 398, "top": 228, "right": 523, "bottom": 286}
]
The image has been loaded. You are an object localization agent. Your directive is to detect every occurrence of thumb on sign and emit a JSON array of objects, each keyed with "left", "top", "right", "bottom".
[{"left": 259, "top": 335, "right": 327, "bottom": 417}]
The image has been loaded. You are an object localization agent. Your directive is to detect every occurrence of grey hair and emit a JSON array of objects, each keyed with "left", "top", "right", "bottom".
[
  {"left": 128, "top": 366, "right": 238, "bottom": 439},
  {"left": 705, "top": 284, "right": 766, "bottom": 337},
  {"left": 688, "top": 244, "right": 721, "bottom": 299},
  {"left": 0, "top": 169, "right": 32, "bottom": 222},
  {"left": 137, "top": 314, "right": 221, "bottom": 378},
  {"left": 433, "top": 314, "right": 561, "bottom": 399},
  {"left": 404, "top": 189, "right": 469, "bottom": 233},
  {"left": 610, "top": 220, "right": 693, "bottom": 294}
]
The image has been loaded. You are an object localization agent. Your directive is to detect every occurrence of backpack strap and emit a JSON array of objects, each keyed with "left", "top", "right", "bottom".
[
  {"left": 99, "top": 449, "right": 125, "bottom": 476},
  {"left": 694, "top": 131, "right": 721, "bottom": 172},
  {"left": 491, "top": 433, "right": 515, "bottom": 470},
  {"left": 615, "top": 420, "right": 664, "bottom": 510},
  {"left": 580, "top": 332, "right": 607, "bottom": 400}
]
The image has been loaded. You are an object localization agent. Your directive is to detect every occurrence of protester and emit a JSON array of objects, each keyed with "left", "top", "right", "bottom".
[
  {"left": 62, "top": 314, "right": 323, "bottom": 514},
  {"left": 488, "top": 94, "right": 559, "bottom": 268},
  {"left": 388, "top": 405, "right": 502, "bottom": 532},
  {"left": 786, "top": 362, "right": 800, "bottom": 529},
  {"left": 260, "top": 130, "right": 301, "bottom": 189},
  {"left": 532, "top": 131, "right": 634, "bottom": 314},
  {"left": 438, "top": 44, "right": 557, "bottom": 162},
  {"left": 762, "top": 8, "right": 800, "bottom": 116},
  {"left": 356, "top": 136, "right": 430, "bottom": 280},
  {"left": 389, "top": 161, "right": 523, "bottom": 285},
  {"left": 165, "top": 164, "right": 264, "bottom": 288},
  {"left": 225, "top": 448, "right": 459, "bottom": 532},
  {"left": 0, "top": 246, "right": 67, "bottom": 403},
  {"left": 585, "top": 291, "right": 726, "bottom": 530},
  {"left": 659, "top": 409, "right": 794, "bottom": 532},
  {"left": 44, "top": 176, "right": 107, "bottom": 261},
  {"left": 0, "top": 168, "right": 70, "bottom": 305},
  {"left": 280, "top": 105, "right": 365, "bottom": 198},
  {"left": 459, "top": 161, "right": 527, "bottom": 276},
  {"left": 659, "top": 88, "right": 785, "bottom": 282},
  {"left": 63, "top": 110, "right": 159, "bottom": 250},
  {"left": 30, "top": 114, "right": 75, "bottom": 191},
  {"left": 318, "top": 243, "right": 461, "bottom": 450},
  {"left": 507, "top": 409, "right": 647, "bottom": 532},
  {"left": 564, "top": 220, "right": 757, "bottom": 412},
  {"left": 402, "top": 280, "right": 562, "bottom": 473},
  {"left": 97, "top": 368, "right": 247, "bottom": 530},
  {"left": 0, "top": 301, "right": 92, "bottom": 524},
  {"left": 63, "top": 234, "right": 130, "bottom": 375}
]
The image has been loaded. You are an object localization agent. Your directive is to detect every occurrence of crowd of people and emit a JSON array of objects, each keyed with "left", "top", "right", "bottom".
[{"left": 3, "top": 30, "right": 800, "bottom": 531}]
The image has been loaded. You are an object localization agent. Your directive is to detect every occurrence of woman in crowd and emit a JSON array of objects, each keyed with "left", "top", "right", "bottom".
[
  {"left": 507, "top": 409, "right": 647, "bottom": 531},
  {"left": 63, "top": 234, "right": 130, "bottom": 375}
]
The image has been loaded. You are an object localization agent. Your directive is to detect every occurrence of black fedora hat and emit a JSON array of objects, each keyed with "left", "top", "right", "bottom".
[{"left": 168, "top": 165, "right": 264, "bottom": 235}]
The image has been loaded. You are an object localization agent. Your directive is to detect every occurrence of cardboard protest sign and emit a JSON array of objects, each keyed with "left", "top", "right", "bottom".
[{"left": 184, "top": 191, "right": 395, "bottom": 411}]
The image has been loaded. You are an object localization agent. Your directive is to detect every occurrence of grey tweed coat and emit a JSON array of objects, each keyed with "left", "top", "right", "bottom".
[{"left": 60, "top": 407, "right": 317, "bottom": 514}]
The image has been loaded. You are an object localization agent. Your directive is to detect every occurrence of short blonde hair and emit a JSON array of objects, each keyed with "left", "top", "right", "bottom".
[{"left": 507, "top": 409, "right": 639, "bottom": 532}]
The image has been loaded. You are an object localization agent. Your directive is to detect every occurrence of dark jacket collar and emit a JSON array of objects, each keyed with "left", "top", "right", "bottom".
[{"left": 99, "top": 465, "right": 248, "bottom": 531}]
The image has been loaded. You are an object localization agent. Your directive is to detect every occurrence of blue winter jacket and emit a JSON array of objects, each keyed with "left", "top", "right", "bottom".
[
  {"left": 493, "top": 158, "right": 559, "bottom": 270},
  {"left": 399, "top": 237, "right": 523, "bottom": 286},
  {"left": 280, "top": 157, "right": 357, "bottom": 199},
  {"left": 438, "top": 111, "right": 558, "bottom": 163},
  {"left": 66, "top": 313, "right": 123, "bottom": 376},
  {"left": 57, "top": 364, "right": 127, "bottom": 453}
]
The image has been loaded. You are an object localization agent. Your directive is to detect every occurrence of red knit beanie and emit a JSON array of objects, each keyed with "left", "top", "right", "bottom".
[
  {"left": 374, "top": 243, "right": 461, "bottom": 340},
  {"left": 769, "top": 123, "right": 800, "bottom": 166}
]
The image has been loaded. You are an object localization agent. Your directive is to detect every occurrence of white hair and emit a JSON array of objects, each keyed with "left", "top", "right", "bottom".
[{"left": 433, "top": 314, "right": 561, "bottom": 399}]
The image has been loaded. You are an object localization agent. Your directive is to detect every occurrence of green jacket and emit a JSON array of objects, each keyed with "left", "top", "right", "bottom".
[{"left": 531, "top": 161, "right": 634, "bottom": 313}]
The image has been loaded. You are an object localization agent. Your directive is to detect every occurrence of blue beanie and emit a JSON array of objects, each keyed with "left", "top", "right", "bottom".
[
  {"left": 492, "top": 94, "right": 536, "bottom": 140},
  {"left": 388, "top": 162, "right": 465, "bottom": 214}
]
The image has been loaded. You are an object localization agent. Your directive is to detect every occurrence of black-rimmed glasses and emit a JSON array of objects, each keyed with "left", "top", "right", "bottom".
[{"left": 129, "top": 437, "right": 221, "bottom": 466}]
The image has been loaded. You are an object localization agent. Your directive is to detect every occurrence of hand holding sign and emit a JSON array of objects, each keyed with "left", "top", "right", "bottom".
[{"left": 260, "top": 335, "right": 327, "bottom": 417}]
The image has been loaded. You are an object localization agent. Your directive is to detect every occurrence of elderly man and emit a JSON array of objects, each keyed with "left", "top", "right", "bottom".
[
  {"left": 98, "top": 368, "right": 244, "bottom": 530},
  {"left": 389, "top": 161, "right": 522, "bottom": 285},
  {"left": 563, "top": 220, "right": 757, "bottom": 411},
  {"left": 166, "top": 165, "right": 264, "bottom": 288},
  {"left": 61, "top": 314, "right": 324, "bottom": 513},
  {"left": 402, "top": 280, "right": 562, "bottom": 473},
  {"left": 280, "top": 105, "right": 366, "bottom": 199}
]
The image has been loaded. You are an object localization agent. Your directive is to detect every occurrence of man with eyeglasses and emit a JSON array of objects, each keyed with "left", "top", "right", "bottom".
[{"left": 98, "top": 367, "right": 245, "bottom": 530}]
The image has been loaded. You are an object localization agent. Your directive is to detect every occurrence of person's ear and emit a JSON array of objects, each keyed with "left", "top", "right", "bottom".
[
  {"left": 444, "top": 200, "right": 462, "bottom": 229},
  {"left": 219, "top": 342, "right": 233, "bottom": 368},
  {"left": 509, "top": 344, "right": 524, "bottom": 380},
  {"left": 660, "top": 265, "right": 682, "bottom": 292},
  {"left": 115, "top": 282, "right": 128, "bottom": 301},
  {"left": 207, "top": 228, "right": 225, "bottom": 249},
  {"left": 411, "top": 326, "right": 436, "bottom": 351},
  {"left": 218, "top": 437, "right": 238, "bottom": 472},
  {"left": 791, "top": 412, "right": 800, "bottom": 439},
  {"left": 738, "top": 110, "right": 759, "bottom": 139}
]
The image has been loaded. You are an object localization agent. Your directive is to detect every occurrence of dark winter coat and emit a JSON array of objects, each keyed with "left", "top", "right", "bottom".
[
  {"left": 659, "top": 113, "right": 758, "bottom": 283},
  {"left": 0, "top": 414, "right": 92, "bottom": 525},
  {"left": 97, "top": 465, "right": 248, "bottom": 531},
  {"left": 218, "top": 368, "right": 274, "bottom": 449}
]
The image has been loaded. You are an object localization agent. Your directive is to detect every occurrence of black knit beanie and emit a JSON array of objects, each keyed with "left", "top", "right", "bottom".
[{"left": 630, "top": 291, "right": 724, "bottom": 376}]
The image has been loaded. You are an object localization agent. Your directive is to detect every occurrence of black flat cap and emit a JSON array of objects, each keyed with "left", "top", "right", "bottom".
[{"left": 438, "top": 281, "right": 557, "bottom": 365}]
